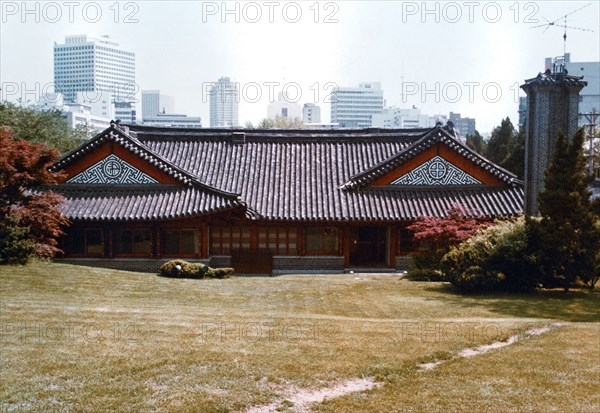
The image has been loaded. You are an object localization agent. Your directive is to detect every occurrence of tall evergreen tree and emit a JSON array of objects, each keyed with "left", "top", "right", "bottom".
[
  {"left": 466, "top": 130, "right": 487, "bottom": 156},
  {"left": 528, "top": 129, "right": 600, "bottom": 290},
  {"left": 486, "top": 117, "right": 525, "bottom": 179},
  {"left": 487, "top": 117, "right": 516, "bottom": 165},
  {"left": 501, "top": 129, "right": 525, "bottom": 179}
]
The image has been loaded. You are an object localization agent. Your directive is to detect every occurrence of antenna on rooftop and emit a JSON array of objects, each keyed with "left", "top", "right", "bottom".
[{"left": 529, "top": 2, "right": 594, "bottom": 59}]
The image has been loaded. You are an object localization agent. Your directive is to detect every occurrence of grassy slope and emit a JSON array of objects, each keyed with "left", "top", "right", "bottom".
[{"left": 0, "top": 262, "right": 598, "bottom": 412}]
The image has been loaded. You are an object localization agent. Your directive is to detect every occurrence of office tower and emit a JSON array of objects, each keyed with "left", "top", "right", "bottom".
[
  {"left": 209, "top": 77, "right": 239, "bottom": 127},
  {"left": 54, "top": 34, "right": 135, "bottom": 104},
  {"left": 142, "top": 90, "right": 175, "bottom": 120},
  {"left": 330, "top": 82, "right": 384, "bottom": 128}
]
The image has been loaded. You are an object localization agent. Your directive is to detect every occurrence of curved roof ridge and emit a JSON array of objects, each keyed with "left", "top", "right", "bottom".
[
  {"left": 51, "top": 121, "right": 241, "bottom": 200},
  {"left": 126, "top": 124, "right": 433, "bottom": 143},
  {"left": 342, "top": 126, "right": 521, "bottom": 189}
]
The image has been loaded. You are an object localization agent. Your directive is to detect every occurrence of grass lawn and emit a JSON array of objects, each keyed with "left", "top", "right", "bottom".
[{"left": 1, "top": 262, "right": 598, "bottom": 412}]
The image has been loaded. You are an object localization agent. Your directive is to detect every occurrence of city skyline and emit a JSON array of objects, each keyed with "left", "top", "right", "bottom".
[{"left": 1, "top": 1, "right": 599, "bottom": 132}]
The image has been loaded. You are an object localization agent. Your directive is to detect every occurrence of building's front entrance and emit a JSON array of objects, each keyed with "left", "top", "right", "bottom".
[{"left": 349, "top": 227, "right": 387, "bottom": 267}]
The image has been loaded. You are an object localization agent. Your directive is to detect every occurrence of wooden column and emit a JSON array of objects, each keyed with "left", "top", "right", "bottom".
[
  {"left": 342, "top": 226, "right": 350, "bottom": 267},
  {"left": 389, "top": 225, "right": 397, "bottom": 268},
  {"left": 202, "top": 223, "right": 209, "bottom": 258}
]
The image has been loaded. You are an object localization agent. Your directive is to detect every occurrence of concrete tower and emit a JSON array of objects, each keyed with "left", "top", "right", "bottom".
[{"left": 520, "top": 66, "right": 587, "bottom": 215}]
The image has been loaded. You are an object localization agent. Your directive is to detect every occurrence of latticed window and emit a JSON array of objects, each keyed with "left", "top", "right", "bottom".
[
  {"left": 258, "top": 227, "right": 298, "bottom": 255},
  {"left": 210, "top": 226, "right": 251, "bottom": 255}
]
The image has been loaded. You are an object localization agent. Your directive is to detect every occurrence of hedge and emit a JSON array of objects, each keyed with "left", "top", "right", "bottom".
[{"left": 159, "top": 260, "right": 234, "bottom": 279}]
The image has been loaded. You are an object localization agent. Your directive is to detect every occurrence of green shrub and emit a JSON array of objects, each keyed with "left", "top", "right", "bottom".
[
  {"left": 442, "top": 218, "right": 538, "bottom": 292},
  {"left": 159, "top": 260, "right": 205, "bottom": 278},
  {"left": 412, "top": 249, "right": 446, "bottom": 275},
  {"left": 405, "top": 268, "right": 446, "bottom": 282},
  {"left": 206, "top": 267, "right": 234, "bottom": 279},
  {"left": 159, "top": 260, "right": 233, "bottom": 279},
  {"left": 0, "top": 215, "right": 36, "bottom": 265},
  {"left": 449, "top": 266, "right": 505, "bottom": 292}
]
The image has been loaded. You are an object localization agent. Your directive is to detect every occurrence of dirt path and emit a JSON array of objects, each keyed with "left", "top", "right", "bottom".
[
  {"left": 241, "top": 377, "right": 382, "bottom": 413},
  {"left": 418, "top": 322, "right": 566, "bottom": 370}
]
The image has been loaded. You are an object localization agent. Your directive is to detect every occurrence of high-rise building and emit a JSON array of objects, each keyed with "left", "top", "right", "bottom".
[
  {"left": 54, "top": 35, "right": 135, "bottom": 104},
  {"left": 545, "top": 53, "right": 599, "bottom": 126},
  {"left": 448, "top": 112, "right": 476, "bottom": 137},
  {"left": 142, "top": 90, "right": 175, "bottom": 120},
  {"left": 209, "top": 77, "right": 239, "bottom": 127},
  {"left": 518, "top": 96, "right": 528, "bottom": 130},
  {"left": 302, "top": 103, "right": 321, "bottom": 124},
  {"left": 330, "top": 82, "right": 384, "bottom": 128}
]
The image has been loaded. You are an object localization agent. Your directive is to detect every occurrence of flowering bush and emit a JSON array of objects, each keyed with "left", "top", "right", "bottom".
[{"left": 406, "top": 205, "right": 491, "bottom": 279}]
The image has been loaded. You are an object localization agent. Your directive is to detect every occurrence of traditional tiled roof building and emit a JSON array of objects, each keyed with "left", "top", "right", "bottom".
[{"left": 52, "top": 122, "right": 524, "bottom": 273}]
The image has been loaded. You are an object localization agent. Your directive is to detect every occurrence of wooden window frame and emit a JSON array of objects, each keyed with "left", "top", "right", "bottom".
[
  {"left": 304, "top": 227, "right": 340, "bottom": 255},
  {"left": 114, "top": 229, "right": 153, "bottom": 257},
  {"left": 397, "top": 228, "right": 415, "bottom": 256},
  {"left": 160, "top": 229, "right": 202, "bottom": 258},
  {"left": 66, "top": 228, "right": 104, "bottom": 258}
]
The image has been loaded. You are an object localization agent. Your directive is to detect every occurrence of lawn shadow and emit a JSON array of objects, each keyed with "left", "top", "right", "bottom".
[{"left": 423, "top": 283, "right": 600, "bottom": 322}]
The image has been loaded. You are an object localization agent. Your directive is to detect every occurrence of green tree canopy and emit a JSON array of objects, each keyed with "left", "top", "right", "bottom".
[
  {"left": 249, "top": 116, "right": 306, "bottom": 129},
  {"left": 501, "top": 129, "right": 525, "bottom": 179},
  {"left": 487, "top": 117, "right": 516, "bottom": 165},
  {"left": 0, "top": 102, "right": 86, "bottom": 154},
  {"left": 465, "top": 130, "right": 486, "bottom": 156},
  {"left": 486, "top": 117, "right": 524, "bottom": 179}
]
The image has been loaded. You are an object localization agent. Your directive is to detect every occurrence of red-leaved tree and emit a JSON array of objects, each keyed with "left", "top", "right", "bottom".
[
  {"left": 0, "top": 127, "right": 69, "bottom": 263},
  {"left": 407, "top": 204, "right": 491, "bottom": 276}
]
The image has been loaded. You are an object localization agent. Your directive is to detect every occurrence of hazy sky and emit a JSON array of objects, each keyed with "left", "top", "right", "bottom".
[{"left": 1, "top": 1, "right": 599, "bottom": 133}]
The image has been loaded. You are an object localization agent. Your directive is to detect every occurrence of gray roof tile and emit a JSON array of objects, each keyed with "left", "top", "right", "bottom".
[{"left": 52, "top": 124, "right": 524, "bottom": 222}]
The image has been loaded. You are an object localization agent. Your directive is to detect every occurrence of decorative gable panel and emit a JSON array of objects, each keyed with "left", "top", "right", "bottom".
[
  {"left": 391, "top": 156, "right": 481, "bottom": 186},
  {"left": 67, "top": 154, "right": 159, "bottom": 184}
]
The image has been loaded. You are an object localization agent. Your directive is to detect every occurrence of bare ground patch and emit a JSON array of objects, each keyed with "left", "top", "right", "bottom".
[
  {"left": 242, "top": 377, "right": 382, "bottom": 413},
  {"left": 418, "top": 322, "right": 566, "bottom": 370}
]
